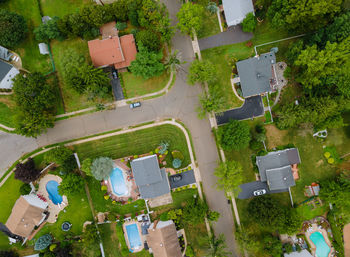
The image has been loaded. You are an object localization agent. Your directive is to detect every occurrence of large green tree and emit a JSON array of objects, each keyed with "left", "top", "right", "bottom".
[
  {"left": 206, "top": 234, "right": 231, "bottom": 257},
  {"left": 217, "top": 120, "right": 251, "bottom": 151},
  {"left": 182, "top": 197, "right": 208, "bottom": 225},
  {"left": 91, "top": 157, "right": 114, "bottom": 181},
  {"left": 242, "top": 12, "right": 257, "bottom": 32},
  {"left": 214, "top": 160, "right": 244, "bottom": 193},
  {"left": 34, "top": 16, "right": 63, "bottom": 42},
  {"left": 187, "top": 60, "right": 216, "bottom": 85},
  {"left": 129, "top": 43, "right": 164, "bottom": 79},
  {"left": 0, "top": 9, "right": 27, "bottom": 48},
  {"left": 136, "top": 30, "right": 161, "bottom": 52},
  {"left": 177, "top": 2, "right": 204, "bottom": 35},
  {"left": 59, "top": 173, "right": 85, "bottom": 195},
  {"left": 12, "top": 72, "right": 55, "bottom": 137}
]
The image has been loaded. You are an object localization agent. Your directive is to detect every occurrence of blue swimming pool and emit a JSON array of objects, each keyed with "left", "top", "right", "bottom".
[
  {"left": 310, "top": 231, "right": 330, "bottom": 257},
  {"left": 109, "top": 167, "right": 128, "bottom": 196},
  {"left": 125, "top": 223, "right": 142, "bottom": 251},
  {"left": 46, "top": 180, "right": 63, "bottom": 205}
]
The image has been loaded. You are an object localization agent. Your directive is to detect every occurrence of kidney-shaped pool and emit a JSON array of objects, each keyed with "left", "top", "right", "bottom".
[
  {"left": 109, "top": 167, "right": 129, "bottom": 197},
  {"left": 46, "top": 180, "right": 63, "bottom": 205}
]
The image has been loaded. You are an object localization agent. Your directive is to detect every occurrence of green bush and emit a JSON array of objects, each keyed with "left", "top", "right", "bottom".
[
  {"left": 34, "top": 234, "right": 52, "bottom": 251},
  {"left": 328, "top": 158, "right": 335, "bottom": 164},
  {"left": 19, "top": 183, "right": 31, "bottom": 195},
  {"left": 101, "top": 185, "right": 107, "bottom": 191},
  {"left": 107, "top": 213, "right": 116, "bottom": 221},
  {"left": 242, "top": 12, "right": 257, "bottom": 32},
  {"left": 159, "top": 141, "right": 169, "bottom": 155},
  {"left": 172, "top": 150, "right": 184, "bottom": 160},
  {"left": 249, "top": 140, "right": 263, "bottom": 151},
  {"left": 115, "top": 21, "right": 127, "bottom": 31},
  {"left": 160, "top": 212, "right": 169, "bottom": 221},
  {"left": 172, "top": 158, "right": 182, "bottom": 169},
  {"left": 324, "top": 152, "right": 331, "bottom": 158}
]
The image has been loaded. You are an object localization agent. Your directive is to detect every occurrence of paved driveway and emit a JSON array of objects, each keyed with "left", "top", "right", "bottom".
[
  {"left": 216, "top": 95, "right": 264, "bottom": 125},
  {"left": 168, "top": 170, "right": 196, "bottom": 189},
  {"left": 238, "top": 181, "right": 289, "bottom": 199},
  {"left": 199, "top": 25, "right": 253, "bottom": 51}
]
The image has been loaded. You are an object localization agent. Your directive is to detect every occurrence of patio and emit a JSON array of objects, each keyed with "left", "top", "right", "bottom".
[{"left": 304, "top": 222, "right": 335, "bottom": 257}]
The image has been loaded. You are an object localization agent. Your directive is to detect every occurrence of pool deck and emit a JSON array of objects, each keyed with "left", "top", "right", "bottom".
[
  {"left": 104, "top": 160, "right": 140, "bottom": 203},
  {"left": 37, "top": 174, "right": 68, "bottom": 223},
  {"left": 123, "top": 221, "right": 144, "bottom": 253},
  {"left": 305, "top": 223, "right": 335, "bottom": 257}
]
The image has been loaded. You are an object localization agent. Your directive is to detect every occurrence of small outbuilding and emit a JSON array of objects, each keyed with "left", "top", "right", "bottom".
[{"left": 38, "top": 43, "right": 49, "bottom": 55}]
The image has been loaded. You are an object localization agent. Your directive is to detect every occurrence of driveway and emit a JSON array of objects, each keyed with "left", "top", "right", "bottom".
[
  {"left": 216, "top": 95, "right": 264, "bottom": 125},
  {"left": 1, "top": 0, "right": 239, "bottom": 255},
  {"left": 111, "top": 76, "right": 124, "bottom": 101},
  {"left": 168, "top": 170, "right": 196, "bottom": 189},
  {"left": 199, "top": 25, "right": 253, "bottom": 51},
  {"left": 238, "top": 181, "right": 289, "bottom": 199}
]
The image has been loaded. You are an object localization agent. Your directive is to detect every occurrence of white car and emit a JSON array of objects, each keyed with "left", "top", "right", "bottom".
[
  {"left": 129, "top": 102, "right": 141, "bottom": 109},
  {"left": 253, "top": 189, "right": 267, "bottom": 196}
]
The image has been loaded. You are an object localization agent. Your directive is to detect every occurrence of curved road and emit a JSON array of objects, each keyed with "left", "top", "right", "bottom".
[{"left": 0, "top": 0, "right": 238, "bottom": 255}]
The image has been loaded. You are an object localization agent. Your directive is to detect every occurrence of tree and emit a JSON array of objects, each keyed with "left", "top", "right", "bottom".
[
  {"left": 0, "top": 250, "right": 19, "bottom": 257},
  {"left": 207, "top": 210, "right": 220, "bottom": 222},
  {"left": 0, "top": 9, "right": 27, "bottom": 48},
  {"left": 177, "top": 3, "right": 204, "bottom": 35},
  {"left": 183, "top": 197, "right": 208, "bottom": 225},
  {"left": 267, "top": 0, "right": 343, "bottom": 32},
  {"left": 12, "top": 72, "right": 55, "bottom": 137},
  {"left": 262, "top": 234, "right": 283, "bottom": 257},
  {"left": 207, "top": 2, "right": 219, "bottom": 14},
  {"left": 115, "top": 21, "right": 127, "bottom": 31},
  {"left": 34, "top": 16, "right": 63, "bottom": 42},
  {"left": 217, "top": 120, "right": 251, "bottom": 151},
  {"left": 81, "top": 158, "right": 92, "bottom": 176},
  {"left": 164, "top": 50, "right": 183, "bottom": 73},
  {"left": 14, "top": 158, "right": 40, "bottom": 183},
  {"left": 80, "top": 5, "right": 113, "bottom": 28},
  {"left": 91, "top": 157, "right": 114, "bottom": 180},
  {"left": 59, "top": 173, "right": 85, "bottom": 195},
  {"left": 129, "top": 43, "right": 164, "bottom": 79},
  {"left": 34, "top": 234, "right": 52, "bottom": 251},
  {"left": 44, "top": 146, "right": 76, "bottom": 173},
  {"left": 187, "top": 60, "right": 216, "bottom": 85},
  {"left": 135, "top": 30, "right": 161, "bottom": 52},
  {"left": 206, "top": 234, "right": 231, "bottom": 257},
  {"left": 83, "top": 224, "right": 99, "bottom": 247},
  {"left": 214, "top": 160, "right": 244, "bottom": 193},
  {"left": 19, "top": 183, "right": 32, "bottom": 195},
  {"left": 242, "top": 13, "right": 256, "bottom": 32},
  {"left": 108, "top": 0, "right": 128, "bottom": 22}
]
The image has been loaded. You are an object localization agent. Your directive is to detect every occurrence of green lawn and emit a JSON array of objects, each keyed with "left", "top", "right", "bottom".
[
  {"left": 197, "top": 11, "right": 221, "bottom": 39},
  {"left": 0, "top": 96, "right": 15, "bottom": 127},
  {"left": 0, "top": 0, "right": 51, "bottom": 73},
  {"left": 34, "top": 183, "right": 93, "bottom": 241},
  {"left": 120, "top": 71, "right": 170, "bottom": 99},
  {"left": 73, "top": 124, "right": 191, "bottom": 169},
  {"left": 201, "top": 20, "right": 293, "bottom": 109},
  {"left": 40, "top": 0, "right": 92, "bottom": 18}
]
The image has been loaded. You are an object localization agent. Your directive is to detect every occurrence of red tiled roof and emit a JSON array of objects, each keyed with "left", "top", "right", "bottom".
[{"left": 88, "top": 34, "right": 137, "bottom": 69}]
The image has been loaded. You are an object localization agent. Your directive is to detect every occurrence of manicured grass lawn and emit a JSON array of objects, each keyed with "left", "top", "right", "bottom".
[
  {"left": 0, "top": 96, "right": 15, "bottom": 127},
  {"left": 120, "top": 71, "right": 170, "bottom": 98},
  {"left": 0, "top": 0, "right": 51, "bottom": 73},
  {"left": 73, "top": 124, "right": 191, "bottom": 169},
  {"left": 87, "top": 176, "right": 146, "bottom": 215},
  {"left": 197, "top": 11, "right": 221, "bottom": 39},
  {"left": 40, "top": 0, "right": 92, "bottom": 18},
  {"left": 34, "top": 184, "right": 93, "bottom": 241},
  {"left": 201, "top": 21, "right": 293, "bottom": 109},
  {"left": 295, "top": 203, "right": 328, "bottom": 221}
]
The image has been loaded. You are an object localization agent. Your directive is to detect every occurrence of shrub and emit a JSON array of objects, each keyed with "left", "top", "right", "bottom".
[
  {"left": 324, "top": 152, "right": 331, "bottom": 158},
  {"left": 159, "top": 212, "right": 169, "bottom": 221},
  {"left": 134, "top": 155, "right": 138, "bottom": 159},
  {"left": 19, "top": 183, "right": 31, "bottom": 195},
  {"left": 81, "top": 158, "right": 92, "bottom": 176},
  {"left": 159, "top": 141, "right": 169, "bottom": 154},
  {"left": 328, "top": 158, "right": 335, "bottom": 164},
  {"left": 186, "top": 245, "right": 195, "bottom": 257},
  {"left": 34, "top": 234, "right": 52, "bottom": 251},
  {"left": 14, "top": 158, "right": 40, "bottom": 183},
  {"left": 59, "top": 173, "right": 85, "bottom": 196},
  {"left": 218, "top": 120, "right": 251, "bottom": 151},
  {"left": 91, "top": 157, "right": 113, "bottom": 180},
  {"left": 108, "top": 213, "right": 116, "bottom": 221},
  {"left": 115, "top": 21, "right": 127, "bottom": 30},
  {"left": 155, "top": 148, "right": 159, "bottom": 153},
  {"left": 136, "top": 29, "right": 161, "bottom": 52},
  {"left": 172, "top": 150, "right": 184, "bottom": 160},
  {"left": 242, "top": 12, "right": 256, "bottom": 32},
  {"left": 255, "top": 123, "right": 266, "bottom": 134},
  {"left": 101, "top": 185, "right": 107, "bottom": 191},
  {"left": 104, "top": 195, "right": 110, "bottom": 200},
  {"left": 249, "top": 140, "right": 263, "bottom": 151},
  {"left": 112, "top": 201, "right": 116, "bottom": 205},
  {"left": 0, "top": 9, "right": 27, "bottom": 48},
  {"left": 49, "top": 244, "right": 57, "bottom": 252},
  {"left": 173, "top": 158, "right": 182, "bottom": 169}
]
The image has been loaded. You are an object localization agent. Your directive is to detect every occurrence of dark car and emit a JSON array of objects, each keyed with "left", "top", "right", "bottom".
[
  {"left": 112, "top": 71, "right": 118, "bottom": 79},
  {"left": 129, "top": 102, "right": 141, "bottom": 109},
  {"left": 172, "top": 174, "right": 182, "bottom": 182}
]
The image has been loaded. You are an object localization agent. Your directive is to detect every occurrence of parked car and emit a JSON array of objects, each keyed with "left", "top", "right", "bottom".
[
  {"left": 172, "top": 174, "right": 182, "bottom": 182},
  {"left": 253, "top": 189, "right": 266, "bottom": 196},
  {"left": 129, "top": 102, "right": 141, "bottom": 109},
  {"left": 112, "top": 71, "right": 118, "bottom": 79}
]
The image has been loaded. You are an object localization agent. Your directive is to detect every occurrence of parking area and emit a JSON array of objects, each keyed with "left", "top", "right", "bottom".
[
  {"left": 216, "top": 95, "right": 264, "bottom": 125},
  {"left": 238, "top": 181, "right": 289, "bottom": 199},
  {"left": 107, "top": 67, "right": 124, "bottom": 101},
  {"left": 168, "top": 170, "right": 196, "bottom": 189}
]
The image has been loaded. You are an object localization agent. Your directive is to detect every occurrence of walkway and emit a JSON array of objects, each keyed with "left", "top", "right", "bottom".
[
  {"left": 198, "top": 25, "right": 253, "bottom": 51},
  {"left": 0, "top": 0, "right": 238, "bottom": 255}
]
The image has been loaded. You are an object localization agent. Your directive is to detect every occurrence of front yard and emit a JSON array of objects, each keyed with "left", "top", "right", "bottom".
[{"left": 0, "top": 96, "right": 16, "bottom": 128}]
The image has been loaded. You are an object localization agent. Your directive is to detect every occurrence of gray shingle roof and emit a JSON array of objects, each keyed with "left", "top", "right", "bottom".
[
  {"left": 138, "top": 168, "right": 170, "bottom": 199},
  {"left": 222, "top": 0, "right": 254, "bottom": 27},
  {"left": 131, "top": 155, "right": 170, "bottom": 199},
  {"left": 266, "top": 166, "right": 295, "bottom": 191},
  {"left": 237, "top": 52, "right": 276, "bottom": 98},
  {"left": 0, "top": 60, "right": 12, "bottom": 81},
  {"left": 256, "top": 148, "right": 300, "bottom": 190},
  {"left": 0, "top": 46, "right": 13, "bottom": 61}
]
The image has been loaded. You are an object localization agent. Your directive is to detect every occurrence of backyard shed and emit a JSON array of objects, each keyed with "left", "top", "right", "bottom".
[{"left": 38, "top": 43, "right": 49, "bottom": 55}]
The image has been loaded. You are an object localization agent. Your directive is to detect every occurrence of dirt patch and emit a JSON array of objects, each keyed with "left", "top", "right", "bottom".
[
  {"left": 316, "top": 159, "right": 324, "bottom": 167},
  {"left": 0, "top": 96, "right": 15, "bottom": 108},
  {"left": 265, "top": 124, "right": 288, "bottom": 149},
  {"left": 344, "top": 223, "right": 350, "bottom": 257}
]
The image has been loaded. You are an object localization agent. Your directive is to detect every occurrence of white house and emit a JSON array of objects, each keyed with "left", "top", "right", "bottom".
[
  {"left": 0, "top": 59, "right": 19, "bottom": 89},
  {"left": 222, "top": 0, "right": 254, "bottom": 27}
]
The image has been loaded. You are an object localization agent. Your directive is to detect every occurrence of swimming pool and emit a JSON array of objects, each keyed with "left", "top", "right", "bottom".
[
  {"left": 46, "top": 180, "right": 63, "bottom": 205},
  {"left": 310, "top": 231, "right": 330, "bottom": 257},
  {"left": 109, "top": 167, "right": 128, "bottom": 196},
  {"left": 125, "top": 223, "right": 142, "bottom": 251}
]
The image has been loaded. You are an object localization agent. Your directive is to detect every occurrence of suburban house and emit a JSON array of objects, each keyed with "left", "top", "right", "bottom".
[
  {"left": 131, "top": 155, "right": 172, "bottom": 207},
  {"left": 236, "top": 52, "right": 277, "bottom": 98},
  {"left": 0, "top": 59, "right": 19, "bottom": 89},
  {"left": 5, "top": 194, "right": 48, "bottom": 241},
  {"left": 147, "top": 220, "right": 182, "bottom": 257},
  {"left": 256, "top": 148, "right": 301, "bottom": 191},
  {"left": 222, "top": 0, "right": 254, "bottom": 27},
  {"left": 284, "top": 249, "right": 313, "bottom": 257},
  {"left": 88, "top": 21, "right": 137, "bottom": 71}
]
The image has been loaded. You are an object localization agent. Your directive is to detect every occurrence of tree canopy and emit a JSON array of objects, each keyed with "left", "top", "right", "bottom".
[
  {"left": 34, "top": 16, "right": 63, "bottom": 42},
  {"left": 59, "top": 173, "right": 85, "bottom": 196},
  {"left": 177, "top": 3, "right": 204, "bottom": 35},
  {"left": 187, "top": 60, "right": 216, "bottom": 85},
  {"left": 182, "top": 197, "right": 208, "bottom": 225},
  {"left": 242, "top": 13, "right": 257, "bottom": 32},
  {"left": 217, "top": 120, "right": 251, "bottom": 151},
  {"left": 0, "top": 9, "right": 27, "bottom": 48},
  {"left": 14, "top": 158, "right": 40, "bottom": 183},
  {"left": 214, "top": 160, "right": 244, "bottom": 193},
  {"left": 129, "top": 43, "right": 164, "bottom": 79},
  {"left": 136, "top": 30, "right": 161, "bottom": 52},
  {"left": 91, "top": 157, "right": 114, "bottom": 180}
]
